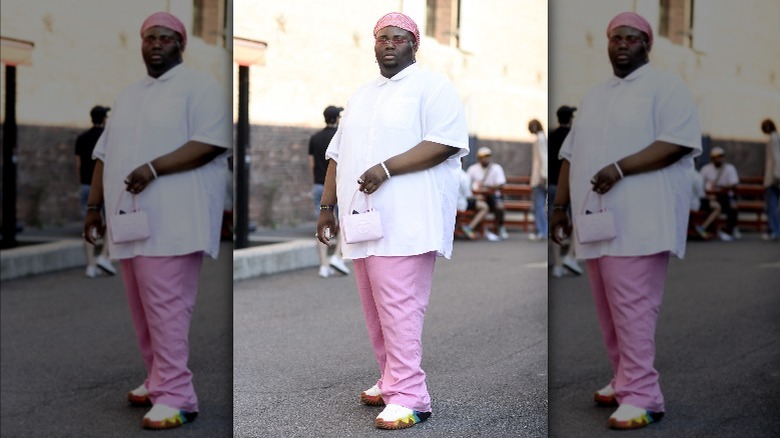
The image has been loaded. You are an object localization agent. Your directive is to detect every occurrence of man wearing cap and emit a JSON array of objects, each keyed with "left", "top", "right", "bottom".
[
  {"left": 310, "top": 105, "right": 350, "bottom": 277},
  {"left": 316, "top": 12, "right": 468, "bottom": 430},
  {"left": 83, "top": 12, "right": 230, "bottom": 430},
  {"left": 699, "top": 147, "right": 740, "bottom": 240},
  {"left": 551, "top": 12, "right": 701, "bottom": 430},
  {"left": 467, "top": 147, "right": 509, "bottom": 240},
  {"left": 75, "top": 105, "right": 116, "bottom": 278}
]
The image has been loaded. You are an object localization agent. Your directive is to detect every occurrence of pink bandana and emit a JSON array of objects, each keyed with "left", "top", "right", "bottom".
[
  {"left": 607, "top": 12, "right": 653, "bottom": 49},
  {"left": 141, "top": 12, "right": 187, "bottom": 49},
  {"left": 373, "top": 12, "right": 420, "bottom": 48}
]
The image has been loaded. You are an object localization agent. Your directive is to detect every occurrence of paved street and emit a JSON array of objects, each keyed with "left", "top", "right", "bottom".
[
  {"left": 234, "top": 235, "right": 548, "bottom": 438},
  {"left": 1, "top": 242, "right": 233, "bottom": 438},
  {"left": 549, "top": 235, "right": 780, "bottom": 437}
]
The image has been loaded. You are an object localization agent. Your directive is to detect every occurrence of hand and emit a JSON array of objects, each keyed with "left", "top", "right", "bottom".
[
  {"left": 83, "top": 210, "right": 105, "bottom": 245},
  {"left": 550, "top": 209, "right": 571, "bottom": 246},
  {"left": 124, "top": 163, "right": 156, "bottom": 194},
  {"left": 357, "top": 163, "right": 389, "bottom": 195},
  {"left": 316, "top": 210, "right": 338, "bottom": 245},
  {"left": 590, "top": 163, "right": 622, "bottom": 195}
]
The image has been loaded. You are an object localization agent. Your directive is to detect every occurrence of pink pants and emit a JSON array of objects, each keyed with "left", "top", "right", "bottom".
[
  {"left": 120, "top": 252, "right": 203, "bottom": 413},
  {"left": 353, "top": 252, "right": 437, "bottom": 413},
  {"left": 586, "top": 252, "right": 669, "bottom": 413}
]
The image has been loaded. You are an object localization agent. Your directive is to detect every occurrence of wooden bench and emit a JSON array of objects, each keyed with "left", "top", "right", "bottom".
[
  {"left": 456, "top": 181, "right": 535, "bottom": 235},
  {"left": 701, "top": 182, "right": 767, "bottom": 232}
]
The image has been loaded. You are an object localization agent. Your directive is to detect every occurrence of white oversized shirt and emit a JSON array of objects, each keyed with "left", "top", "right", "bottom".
[
  {"left": 94, "top": 64, "right": 231, "bottom": 259},
  {"left": 560, "top": 64, "right": 702, "bottom": 259},
  {"left": 326, "top": 64, "right": 469, "bottom": 259}
]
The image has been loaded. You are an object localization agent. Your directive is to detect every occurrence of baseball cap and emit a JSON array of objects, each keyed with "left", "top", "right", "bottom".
[
  {"left": 556, "top": 105, "right": 577, "bottom": 119},
  {"left": 323, "top": 105, "right": 343, "bottom": 120},
  {"left": 476, "top": 147, "right": 492, "bottom": 157},
  {"left": 710, "top": 147, "right": 725, "bottom": 157},
  {"left": 90, "top": 105, "right": 110, "bottom": 122}
]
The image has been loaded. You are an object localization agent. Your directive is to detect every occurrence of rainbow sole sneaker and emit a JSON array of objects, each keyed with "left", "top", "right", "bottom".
[
  {"left": 360, "top": 384, "right": 385, "bottom": 406},
  {"left": 127, "top": 384, "right": 152, "bottom": 407},
  {"left": 142, "top": 404, "right": 198, "bottom": 430},
  {"left": 608, "top": 403, "right": 663, "bottom": 430},
  {"left": 375, "top": 403, "right": 431, "bottom": 430},
  {"left": 593, "top": 384, "right": 618, "bottom": 407}
]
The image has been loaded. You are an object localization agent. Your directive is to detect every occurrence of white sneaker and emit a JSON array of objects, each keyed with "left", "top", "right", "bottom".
[
  {"left": 717, "top": 230, "right": 733, "bottom": 241},
  {"left": 561, "top": 255, "right": 583, "bottom": 275},
  {"left": 498, "top": 226, "right": 509, "bottom": 240},
  {"left": 96, "top": 255, "right": 116, "bottom": 275},
  {"left": 142, "top": 403, "right": 197, "bottom": 429},
  {"left": 85, "top": 265, "right": 97, "bottom": 278},
  {"left": 761, "top": 233, "right": 777, "bottom": 241},
  {"left": 732, "top": 228, "right": 742, "bottom": 239},
  {"left": 375, "top": 403, "right": 430, "bottom": 430},
  {"left": 318, "top": 266, "right": 335, "bottom": 278},
  {"left": 552, "top": 266, "right": 565, "bottom": 278},
  {"left": 608, "top": 403, "right": 663, "bottom": 429},
  {"left": 485, "top": 230, "right": 500, "bottom": 241},
  {"left": 528, "top": 232, "right": 540, "bottom": 241},
  {"left": 329, "top": 255, "right": 350, "bottom": 275},
  {"left": 360, "top": 384, "right": 384, "bottom": 406}
]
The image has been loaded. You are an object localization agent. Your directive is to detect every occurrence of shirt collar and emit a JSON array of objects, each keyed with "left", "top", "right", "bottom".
[
  {"left": 375, "top": 63, "right": 419, "bottom": 86},
  {"left": 142, "top": 63, "right": 186, "bottom": 86},
  {"left": 608, "top": 62, "right": 651, "bottom": 86}
]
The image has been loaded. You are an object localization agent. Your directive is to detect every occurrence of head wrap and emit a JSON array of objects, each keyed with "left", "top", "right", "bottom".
[
  {"left": 374, "top": 12, "right": 420, "bottom": 48},
  {"left": 141, "top": 12, "right": 187, "bottom": 49},
  {"left": 607, "top": 12, "right": 653, "bottom": 50}
]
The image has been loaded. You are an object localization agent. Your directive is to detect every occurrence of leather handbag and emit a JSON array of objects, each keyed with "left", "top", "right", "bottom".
[
  {"left": 109, "top": 191, "right": 151, "bottom": 244},
  {"left": 575, "top": 191, "right": 616, "bottom": 244},
  {"left": 341, "top": 190, "right": 383, "bottom": 244}
]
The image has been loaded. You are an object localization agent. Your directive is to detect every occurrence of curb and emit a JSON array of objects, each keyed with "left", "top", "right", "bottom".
[
  {"left": 1, "top": 239, "right": 86, "bottom": 281},
  {"left": 233, "top": 239, "right": 318, "bottom": 281}
]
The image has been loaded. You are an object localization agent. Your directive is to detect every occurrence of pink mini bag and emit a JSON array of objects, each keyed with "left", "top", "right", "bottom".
[
  {"left": 341, "top": 190, "right": 384, "bottom": 244},
  {"left": 575, "top": 191, "right": 617, "bottom": 244},
  {"left": 109, "top": 191, "right": 151, "bottom": 244}
]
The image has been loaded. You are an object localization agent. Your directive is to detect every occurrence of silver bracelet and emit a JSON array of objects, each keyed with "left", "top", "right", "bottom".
[
  {"left": 147, "top": 161, "right": 158, "bottom": 179},
  {"left": 613, "top": 162, "right": 624, "bottom": 179},
  {"left": 380, "top": 161, "right": 391, "bottom": 179}
]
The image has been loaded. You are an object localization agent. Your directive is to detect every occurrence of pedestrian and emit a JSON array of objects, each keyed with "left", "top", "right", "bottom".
[
  {"left": 550, "top": 11, "right": 701, "bottom": 430},
  {"left": 315, "top": 11, "right": 468, "bottom": 430},
  {"left": 310, "top": 105, "right": 350, "bottom": 277},
  {"left": 467, "top": 147, "right": 509, "bottom": 240},
  {"left": 75, "top": 105, "right": 116, "bottom": 278},
  {"left": 82, "top": 11, "right": 230, "bottom": 430},
  {"left": 548, "top": 106, "right": 582, "bottom": 277},
  {"left": 760, "top": 118, "right": 780, "bottom": 241},
  {"left": 528, "top": 119, "right": 548, "bottom": 241}
]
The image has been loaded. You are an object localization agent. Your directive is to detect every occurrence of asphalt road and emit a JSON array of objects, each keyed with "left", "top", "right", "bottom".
[
  {"left": 233, "top": 236, "right": 549, "bottom": 438},
  {"left": 1, "top": 242, "right": 233, "bottom": 438},
  {"left": 549, "top": 235, "right": 780, "bottom": 437}
]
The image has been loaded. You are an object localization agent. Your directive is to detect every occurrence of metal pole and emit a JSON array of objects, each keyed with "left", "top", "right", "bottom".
[
  {"left": 2, "top": 65, "right": 18, "bottom": 249},
  {"left": 235, "top": 65, "right": 250, "bottom": 249}
]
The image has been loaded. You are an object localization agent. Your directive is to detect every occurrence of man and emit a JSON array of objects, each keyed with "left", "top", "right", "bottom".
[
  {"left": 75, "top": 105, "right": 116, "bottom": 278},
  {"left": 309, "top": 105, "right": 350, "bottom": 277},
  {"left": 551, "top": 12, "right": 701, "bottom": 430},
  {"left": 528, "top": 119, "right": 548, "bottom": 241},
  {"left": 83, "top": 12, "right": 230, "bottom": 430},
  {"left": 548, "top": 106, "right": 582, "bottom": 277},
  {"left": 760, "top": 119, "right": 780, "bottom": 240},
  {"left": 699, "top": 147, "right": 740, "bottom": 240},
  {"left": 467, "top": 147, "right": 508, "bottom": 240},
  {"left": 316, "top": 12, "right": 468, "bottom": 430}
]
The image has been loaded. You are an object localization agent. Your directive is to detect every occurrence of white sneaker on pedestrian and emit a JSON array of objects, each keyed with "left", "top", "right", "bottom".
[
  {"left": 717, "top": 230, "right": 733, "bottom": 241},
  {"left": 485, "top": 230, "right": 500, "bottom": 241},
  {"left": 85, "top": 265, "right": 98, "bottom": 278},
  {"left": 498, "top": 226, "right": 509, "bottom": 240},
  {"left": 329, "top": 255, "right": 350, "bottom": 275},
  {"left": 761, "top": 233, "right": 777, "bottom": 241},
  {"left": 552, "top": 266, "right": 565, "bottom": 278},
  {"left": 96, "top": 255, "right": 116, "bottom": 275},
  {"left": 561, "top": 255, "right": 583, "bottom": 275},
  {"left": 318, "top": 266, "right": 335, "bottom": 278},
  {"left": 528, "top": 232, "right": 540, "bottom": 241}
]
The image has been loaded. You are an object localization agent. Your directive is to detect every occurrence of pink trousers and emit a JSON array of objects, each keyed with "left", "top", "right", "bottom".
[
  {"left": 353, "top": 252, "right": 437, "bottom": 413},
  {"left": 120, "top": 252, "right": 203, "bottom": 413},
  {"left": 586, "top": 252, "right": 669, "bottom": 413}
]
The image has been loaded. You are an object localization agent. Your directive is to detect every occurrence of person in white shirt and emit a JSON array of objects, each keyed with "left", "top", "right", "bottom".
[
  {"left": 699, "top": 147, "right": 740, "bottom": 239},
  {"left": 316, "top": 12, "right": 468, "bottom": 430},
  {"left": 551, "top": 12, "right": 701, "bottom": 430},
  {"left": 467, "top": 147, "right": 508, "bottom": 239},
  {"left": 529, "top": 119, "right": 548, "bottom": 240},
  {"left": 456, "top": 164, "right": 489, "bottom": 240},
  {"left": 760, "top": 119, "right": 780, "bottom": 240},
  {"left": 83, "top": 12, "right": 230, "bottom": 430}
]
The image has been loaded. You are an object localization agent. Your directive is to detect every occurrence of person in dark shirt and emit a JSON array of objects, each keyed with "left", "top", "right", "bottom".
[
  {"left": 75, "top": 105, "right": 115, "bottom": 277},
  {"left": 309, "top": 105, "right": 349, "bottom": 278}
]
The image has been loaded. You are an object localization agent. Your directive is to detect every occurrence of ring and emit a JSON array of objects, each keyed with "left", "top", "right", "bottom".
[{"left": 314, "top": 233, "right": 318, "bottom": 237}]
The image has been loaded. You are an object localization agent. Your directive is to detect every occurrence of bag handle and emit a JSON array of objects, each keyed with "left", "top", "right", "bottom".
[
  {"left": 580, "top": 189, "right": 605, "bottom": 215},
  {"left": 114, "top": 190, "right": 140, "bottom": 215},
  {"left": 348, "top": 190, "right": 372, "bottom": 213}
]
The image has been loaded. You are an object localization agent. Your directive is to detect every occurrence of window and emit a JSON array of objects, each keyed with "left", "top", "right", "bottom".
[
  {"left": 425, "top": 0, "right": 461, "bottom": 47},
  {"left": 192, "top": 0, "right": 228, "bottom": 47},
  {"left": 659, "top": 0, "right": 694, "bottom": 47}
]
